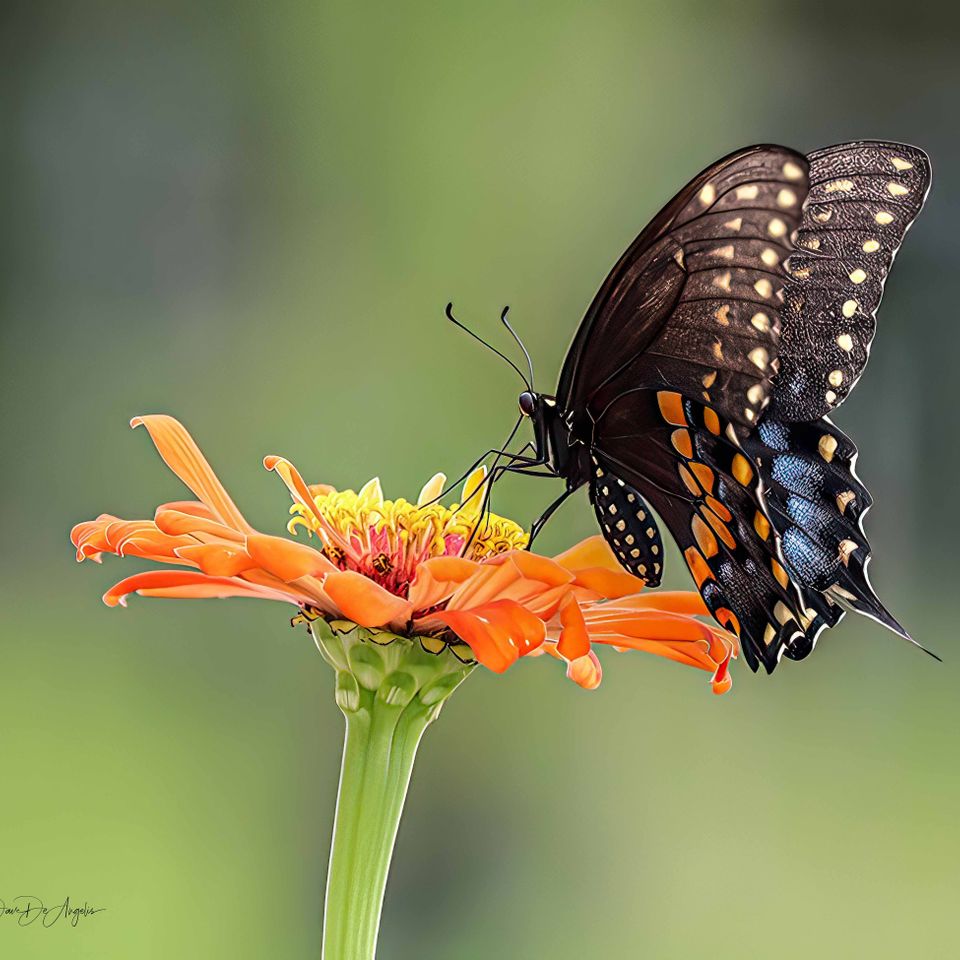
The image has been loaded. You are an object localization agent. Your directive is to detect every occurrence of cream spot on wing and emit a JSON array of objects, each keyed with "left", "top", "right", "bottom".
[
  {"left": 887, "top": 181, "right": 909, "bottom": 197},
  {"left": 711, "top": 244, "right": 735, "bottom": 260},
  {"left": 713, "top": 271, "right": 732, "bottom": 292},
  {"left": 837, "top": 490, "right": 856, "bottom": 514},
  {"left": 737, "top": 184, "right": 759, "bottom": 201},
  {"left": 828, "top": 369, "right": 844, "bottom": 387},
  {"left": 824, "top": 179, "right": 854, "bottom": 193},
  {"left": 702, "top": 370, "right": 717, "bottom": 388},
  {"left": 891, "top": 156, "right": 914, "bottom": 171},
  {"left": 814, "top": 208, "right": 832, "bottom": 223},
  {"left": 819, "top": 434, "right": 838, "bottom": 461},
  {"left": 839, "top": 539, "right": 858, "bottom": 565},
  {"left": 754, "top": 278, "right": 773, "bottom": 298},
  {"left": 699, "top": 183, "right": 716, "bottom": 205},
  {"left": 767, "top": 218, "right": 787, "bottom": 237},
  {"left": 783, "top": 161, "right": 803, "bottom": 180},
  {"left": 673, "top": 248, "right": 685, "bottom": 269},
  {"left": 761, "top": 247, "right": 779, "bottom": 267},
  {"left": 875, "top": 210, "right": 894, "bottom": 225},
  {"left": 777, "top": 188, "right": 797, "bottom": 207},
  {"left": 837, "top": 333, "right": 853, "bottom": 352},
  {"left": 849, "top": 268, "right": 867, "bottom": 285},
  {"left": 751, "top": 311, "right": 770, "bottom": 332},
  {"left": 724, "top": 217, "right": 743, "bottom": 232},
  {"left": 747, "top": 383, "right": 764, "bottom": 404},
  {"left": 862, "top": 239, "right": 880, "bottom": 253},
  {"left": 748, "top": 347, "right": 768, "bottom": 369},
  {"left": 842, "top": 299, "right": 858, "bottom": 318}
]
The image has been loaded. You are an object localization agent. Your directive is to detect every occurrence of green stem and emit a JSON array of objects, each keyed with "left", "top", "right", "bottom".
[{"left": 312, "top": 620, "right": 474, "bottom": 960}]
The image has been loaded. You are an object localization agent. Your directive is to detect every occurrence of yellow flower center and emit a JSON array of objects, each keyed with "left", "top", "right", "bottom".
[{"left": 287, "top": 468, "right": 528, "bottom": 594}]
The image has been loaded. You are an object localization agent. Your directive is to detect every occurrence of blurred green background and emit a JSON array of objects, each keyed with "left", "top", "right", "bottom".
[{"left": 2, "top": 1, "right": 957, "bottom": 957}]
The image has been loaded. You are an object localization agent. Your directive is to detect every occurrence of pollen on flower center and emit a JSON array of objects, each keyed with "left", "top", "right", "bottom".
[{"left": 286, "top": 469, "right": 528, "bottom": 597}]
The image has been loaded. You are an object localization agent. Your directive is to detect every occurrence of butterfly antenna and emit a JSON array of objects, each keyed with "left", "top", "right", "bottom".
[
  {"left": 500, "top": 306, "right": 535, "bottom": 390},
  {"left": 445, "top": 302, "right": 532, "bottom": 390}
]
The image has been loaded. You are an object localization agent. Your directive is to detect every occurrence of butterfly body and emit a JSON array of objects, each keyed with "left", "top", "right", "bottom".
[{"left": 501, "top": 141, "right": 932, "bottom": 672}]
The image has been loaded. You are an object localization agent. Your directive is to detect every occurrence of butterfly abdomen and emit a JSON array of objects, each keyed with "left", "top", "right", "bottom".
[{"left": 590, "top": 465, "right": 664, "bottom": 586}]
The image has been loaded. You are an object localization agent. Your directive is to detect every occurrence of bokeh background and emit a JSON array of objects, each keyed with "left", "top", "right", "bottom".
[{"left": 3, "top": 2, "right": 958, "bottom": 957}]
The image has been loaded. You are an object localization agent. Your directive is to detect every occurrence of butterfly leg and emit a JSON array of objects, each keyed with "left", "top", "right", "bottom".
[{"left": 527, "top": 489, "right": 574, "bottom": 546}]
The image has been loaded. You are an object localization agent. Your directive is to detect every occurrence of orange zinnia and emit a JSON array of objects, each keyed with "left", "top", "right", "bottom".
[{"left": 70, "top": 415, "right": 736, "bottom": 694}]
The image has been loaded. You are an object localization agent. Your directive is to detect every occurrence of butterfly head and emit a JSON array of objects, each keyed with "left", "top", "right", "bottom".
[{"left": 518, "top": 391, "right": 538, "bottom": 417}]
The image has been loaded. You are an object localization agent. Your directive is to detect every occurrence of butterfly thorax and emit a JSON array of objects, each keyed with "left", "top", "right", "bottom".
[{"left": 527, "top": 393, "right": 594, "bottom": 491}]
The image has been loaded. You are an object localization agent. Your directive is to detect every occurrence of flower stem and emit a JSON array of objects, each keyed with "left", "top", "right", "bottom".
[{"left": 312, "top": 620, "right": 474, "bottom": 960}]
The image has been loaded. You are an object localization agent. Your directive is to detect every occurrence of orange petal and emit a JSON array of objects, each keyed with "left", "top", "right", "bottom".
[
  {"left": 103, "top": 570, "right": 292, "bottom": 607},
  {"left": 556, "top": 593, "right": 591, "bottom": 661},
  {"left": 245, "top": 534, "right": 336, "bottom": 582},
  {"left": 435, "top": 599, "right": 546, "bottom": 672},
  {"left": 566, "top": 651, "right": 603, "bottom": 690},
  {"left": 591, "top": 591, "right": 711, "bottom": 617},
  {"left": 321, "top": 570, "right": 412, "bottom": 628},
  {"left": 568, "top": 566, "right": 647, "bottom": 600},
  {"left": 131, "top": 415, "right": 252, "bottom": 533},
  {"left": 553, "top": 535, "right": 624, "bottom": 574},
  {"left": 407, "top": 556, "right": 481, "bottom": 612},
  {"left": 155, "top": 509, "right": 245, "bottom": 542},
  {"left": 175, "top": 543, "right": 258, "bottom": 577}
]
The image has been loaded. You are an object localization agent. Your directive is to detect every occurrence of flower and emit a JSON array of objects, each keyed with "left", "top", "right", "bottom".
[{"left": 70, "top": 415, "right": 737, "bottom": 694}]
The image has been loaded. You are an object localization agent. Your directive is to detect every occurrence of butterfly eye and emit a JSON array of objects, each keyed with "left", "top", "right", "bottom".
[{"left": 518, "top": 391, "right": 537, "bottom": 417}]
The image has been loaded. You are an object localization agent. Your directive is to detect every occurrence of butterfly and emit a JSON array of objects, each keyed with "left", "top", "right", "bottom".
[{"left": 454, "top": 141, "right": 933, "bottom": 673}]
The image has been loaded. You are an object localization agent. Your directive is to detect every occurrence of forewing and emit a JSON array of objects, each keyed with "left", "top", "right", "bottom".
[
  {"left": 558, "top": 145, "right": 810, "bottom": 430},
  {"left": 769, "top": 142, "right": 931, "bottom": 420}
]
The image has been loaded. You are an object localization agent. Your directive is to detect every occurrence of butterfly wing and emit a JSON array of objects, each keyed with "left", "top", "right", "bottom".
[
  {"left": 558, "top": 145, "right": 810, "bottom": 431},
  {"left": 769, "top": 142, "right": 931, "bottom": 420},
  {"left": 593, "top": 389, "right": 832, "bottom": 671}
]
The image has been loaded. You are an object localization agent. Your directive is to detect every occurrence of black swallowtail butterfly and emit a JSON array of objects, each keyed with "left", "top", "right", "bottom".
[{"left": 455, "top": 141, "right": 933, "bottom": 673}]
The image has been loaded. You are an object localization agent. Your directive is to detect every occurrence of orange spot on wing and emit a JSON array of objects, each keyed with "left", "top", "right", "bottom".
[
  {"left": 671, "top": 429, "right": 693, "bottom": 459},
  {"left": 702, "top": 507, "right": 737, "bottom": 549},
  {"left": 705, "top": 496, "right": 732, "bottom": 522},
  {"left": 732, "top": 453, "right": 754, "bottom": 486},
  {"left": 703, "top": 407, "right": 721, "bottom": 435},
  {"left": 715, "top": 607, "right": 742, "bottom": 638},
  {"left": 771, "top": 558, "right": 790, "bottom": 589},
  {"left": 657, "top": 391, "right": 686, "bottom": 426},
  {"left": 754, "top": 511, "right": 771, "bottom": 540},
  {"left": 690, "top": 462, "right": 715, "bottom": 494},
  {"left": 678, "top": 464, "right": 700, "bottom": 496},
  {"left": 683, "top": 546, "right": 715, "bottom": 589},
  {"left": 691, "top": 514, "right": 719, "bottom": 558}
]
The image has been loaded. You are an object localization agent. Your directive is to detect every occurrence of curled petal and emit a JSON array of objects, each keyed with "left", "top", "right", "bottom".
[
  {"left": 321, "top": 570, "right": 412, "bottom": 628},
  {"left": 566, "top": 650, "right": 603, "bottom": 690},
  {"left": 245, "top": 534, "right": 336, "bottom": 582},
  {"left": 103, "top": 570, "right": 293, "bottom": 607},
  {"left": 435, "top": 599, "right": 546, "bottom": 672},
  {"left": 131, "top": 416, "right": 252, "bottom": 533},
  {"left": 556, "top": 592, "right": 591, "bottom": 661}
]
